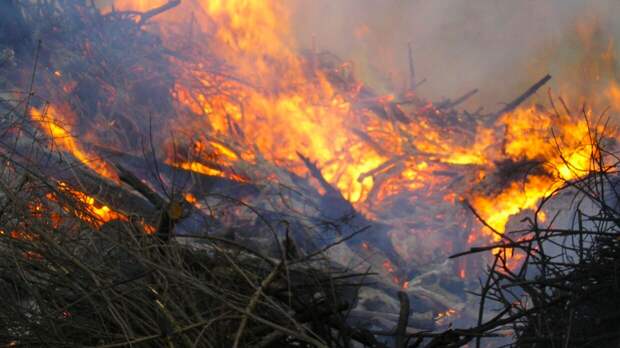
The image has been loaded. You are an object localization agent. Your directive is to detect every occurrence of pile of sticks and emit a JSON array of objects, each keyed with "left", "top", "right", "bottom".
[
  {"left": 2, "top": 1, "right": 600, "bottom": 347},
  {"left": 422, "top": 106, "right": 620, "bottom": 347}
]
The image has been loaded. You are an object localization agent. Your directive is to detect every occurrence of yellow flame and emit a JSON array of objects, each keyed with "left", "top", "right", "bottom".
[
  {"left": 31, "top": 106, "right": 117, "bottom": 180},
  {"left": 470, "top": 105, "right": 603, "bottom": 242},
  {"left": 56, "top": 182, "right": 126, "bottom": 226}
]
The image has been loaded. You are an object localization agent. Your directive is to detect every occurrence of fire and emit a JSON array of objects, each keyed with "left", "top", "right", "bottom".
[
  {"left": 502, "top": 107, "right": 596, "bottom": 182},
  {"left": 470, "top": 105, "right": 604, "bottom": 242},
  {"left": 470, "top": 175, "right": 553, "bottom": 240},
  {"left": 31, "top": 105, "right": 118, "bottom": 181},
  {"left": 155, "top": 0, "right": 613, "bottom": 270},
  {"left": 54, "top": 182, "right": 126, "bottom": 226},
  {"left": 109, "top": 0, "right": 497, "bottom": 212},
  {"left": 175, "top": 161, "right": 223, "bottom": 177},
  {"left": 124, "top": 0, "right": 387, "bottom": 203},
  {"left": 434, "top": 308, "right": 457, "bottom": 326},
  {"left": 25, "top": 0, "right": 620, "bottom": 281},
  {"left": 459, "top": 268, "right": 466, "bottom": 280}
]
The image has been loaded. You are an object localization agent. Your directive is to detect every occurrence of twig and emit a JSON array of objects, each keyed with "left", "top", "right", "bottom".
[
  {"left": 395, "top": 291, "right": 411, "bottom": 348},
  {"left": 233, "top": 262, "right": 284, "bottom": 348}
]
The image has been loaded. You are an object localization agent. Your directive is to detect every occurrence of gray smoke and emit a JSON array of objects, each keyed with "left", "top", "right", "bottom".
[{"left": 291, "top": 0, "right": 620, "bottom": 110}]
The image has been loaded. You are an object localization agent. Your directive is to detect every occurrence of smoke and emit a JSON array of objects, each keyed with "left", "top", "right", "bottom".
[{"left": 290, "top": 0, "right": 620, "bottom": 110}]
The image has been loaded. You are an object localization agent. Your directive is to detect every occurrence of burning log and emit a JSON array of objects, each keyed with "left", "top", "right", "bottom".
[{"left": 91, "top": 143, "right": 260, "bottom": 199}]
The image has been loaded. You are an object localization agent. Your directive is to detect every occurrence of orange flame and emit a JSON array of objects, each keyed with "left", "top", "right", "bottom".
[
  {"left": 54, "top": 182, "right": 126, "bottom": 226},
  {"left": 31, "top": 105, "right": 118, "bottom": 181},
  {"left": 107, "top": 1, "right": 617, "bottom": 272},
  {"left": 434, "top": 308, "right": 458, "bottom": 326},
  {"left": 470, "top": 106, "right": 603, "bottom": 242},
  {"left": 34, "top": 1, "right": 620, "bottom": 279}
]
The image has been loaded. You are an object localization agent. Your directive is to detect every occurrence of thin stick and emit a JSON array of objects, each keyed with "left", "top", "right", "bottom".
[{"left": 233, "top": 262, "right": 283, "bottom": 348}]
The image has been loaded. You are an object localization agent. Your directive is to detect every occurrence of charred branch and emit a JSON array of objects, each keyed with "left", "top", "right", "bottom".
[
  {"left": 493, "top": 74, "right": 552, "bottom": 118},
  {"left": 138, "top": 0, "right": 181, "bottom": 25},
  {"left": 408, "top": 42, "right": 416, "bottom": 90},
  {"left": 440, "top": 89, "right": 478, "bottom": 110}
]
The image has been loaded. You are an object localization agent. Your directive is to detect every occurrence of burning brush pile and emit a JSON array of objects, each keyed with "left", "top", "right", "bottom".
[{"left": 1, "top": 0, "right": 620, "bottom": 347}]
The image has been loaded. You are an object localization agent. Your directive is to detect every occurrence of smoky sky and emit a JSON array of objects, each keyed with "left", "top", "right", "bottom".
[{"left": 291, "top": 0, "right": 620, "bottom": 110}]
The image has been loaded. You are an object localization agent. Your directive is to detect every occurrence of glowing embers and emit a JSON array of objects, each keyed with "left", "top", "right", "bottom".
[
  {"left": 164, "top": 138, "right": 250, "bottom": 182},
  {"left": 380, "top": 259, "right": 410, "bottom": 288},
  {"left": 51, "top": 182, "right": 126, "bottom": 227},
  {"left": 434, "top": 308, "right": 457, "bottom": 326}
]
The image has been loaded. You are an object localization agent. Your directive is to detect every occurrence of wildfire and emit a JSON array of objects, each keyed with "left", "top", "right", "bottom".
[
  {"left": 133, "top": 0, "right": 387, "bottom": 203},
  {"left": 109, "top": 1, "right": 616, "bottom": 264},
  {"left": 26, "top": 0, "right": 620, "bottom": 282},
  {"left": 107, "top": 0, "right": 491, "bottom": 209}
]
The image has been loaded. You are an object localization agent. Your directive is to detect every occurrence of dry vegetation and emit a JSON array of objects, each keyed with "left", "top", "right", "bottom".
[{"left": 2, "top": 1, "right": 620, "bottom": 347}]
